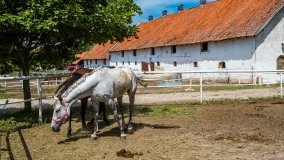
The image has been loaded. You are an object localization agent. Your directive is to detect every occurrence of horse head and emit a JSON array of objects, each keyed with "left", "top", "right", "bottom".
[{"left": 51, "top": 96, "right": 70, "bottom": 132}]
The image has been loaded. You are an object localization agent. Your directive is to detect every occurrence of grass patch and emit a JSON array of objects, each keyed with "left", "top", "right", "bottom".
[
  {"left": 134, "top": 103, "right": 197, "bottom": 117},
  {"left": 0, "top": 108, "right": 53, "bottom": 135}
]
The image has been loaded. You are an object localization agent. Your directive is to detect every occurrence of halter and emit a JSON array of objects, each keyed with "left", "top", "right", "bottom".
[{"left": 52, "top": 100, "right": 69, "bottom": 125}]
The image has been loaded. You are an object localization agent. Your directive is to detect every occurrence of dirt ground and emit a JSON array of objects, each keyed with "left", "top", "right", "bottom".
[{"left": 1, "top": 98, "right": 284, "bottom": 160}]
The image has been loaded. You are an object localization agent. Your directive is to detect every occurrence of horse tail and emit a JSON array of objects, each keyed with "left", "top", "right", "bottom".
[
  {"left": 137, "top": 77, "right": 147, "bottom": 88},
  {"left": 55, "top": 74, "right": 82, "bottom": 96}
]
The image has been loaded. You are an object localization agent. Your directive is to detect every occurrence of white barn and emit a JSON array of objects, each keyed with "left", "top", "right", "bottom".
[{"left": 76, "top": 0, "right": 284, "bottom": 83}]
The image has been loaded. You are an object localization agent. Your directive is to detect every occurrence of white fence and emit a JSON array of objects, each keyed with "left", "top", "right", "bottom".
[
  {"left": 1, "top": 70, "right": 284, "bottom": 122},
  {"left": 0, "top": 76, "right": 66, "bottom": 123}
]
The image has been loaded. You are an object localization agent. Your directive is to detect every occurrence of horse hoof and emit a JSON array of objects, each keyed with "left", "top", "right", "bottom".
[
  {"left": 120, "top": 134, "right": 127, "bottom": 139},
  {"left": 90, "top": 134, "right": 98, "bottom": 140},
  {"left": 127, "top": 127, "right": 134, "bottom": 134},
  {"left": 67, "top": 131, "right": 72, "bottom": 138}
]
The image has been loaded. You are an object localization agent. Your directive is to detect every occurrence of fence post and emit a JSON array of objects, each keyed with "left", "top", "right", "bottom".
[
  {"left": 200, "top": 73, "right": 203, "bottom": 103},
  {"left": 37, "top": 78, "right": 43, "bottom": 123},
  {"left": 281, "top": 72, "right": 283, "bottom": 98},
  {"left": 189, "top": 77, "right": 192, "bottom": 89}
]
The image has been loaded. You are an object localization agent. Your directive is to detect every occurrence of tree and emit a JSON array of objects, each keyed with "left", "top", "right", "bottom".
[{"left": 0, "top": 0, "right": 141, "bottom": 112}]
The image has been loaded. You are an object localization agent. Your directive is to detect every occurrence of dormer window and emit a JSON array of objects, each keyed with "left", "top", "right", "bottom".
[
  {"left": 122, "top": 51, "right": 124, "bottom": 57},
  {"left": 201, "top": 42, "right": 208, "bottom": 52},
  {"left": 133, "top": 50, "right": 137, "bottom": 57},
  {"left": 171, "top": 45, "right": 176, "bottom": 53}
]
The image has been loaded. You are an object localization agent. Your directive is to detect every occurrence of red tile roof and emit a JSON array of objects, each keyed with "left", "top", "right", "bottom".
[
  {"left": 75, "top": 52, "right": 88, "bottom": 59},
  {"left": 81, "top": 42, "right": 114, "bottom": 60},
  {"left": 111, "top": 0, "right": 284, "bottom": 51},
  {"left": 71, "top": 59, "right": 81, "bottom": 65}
]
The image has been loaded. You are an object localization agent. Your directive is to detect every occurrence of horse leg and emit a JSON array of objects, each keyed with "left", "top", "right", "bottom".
[
  {"left": 81, "top": 97, "right": 88, "bottom": 128},
  {"left": 67, "top": 110, "right": 73, "bottom": 137},
  {"left": 110, "top": 99, "right": 126, "bottom": 138},
  {"left": 99, "top": 102, "right": 109, "bottom": 125},
  {"left": 117, "top": 96, "right": 126, "bottom": 130},
  {"left": 90, "top": 98, "right": 100, "bottom": 140},
  {"left": 127, "top": 94, "right": 135, "bottom": 134}
]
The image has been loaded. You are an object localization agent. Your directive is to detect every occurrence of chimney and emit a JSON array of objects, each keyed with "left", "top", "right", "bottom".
[
  {"left": 200, "top": 0, "right": 206, "bottom": 5},
  {"left": 178, "top": 4, "right": 184, "bottom": 11},
  {"left": 162, "top": 10, "right": 168, "bottom": 16},
  {"left": 148, "top": 15, "right": 153, "bottom": 21}
]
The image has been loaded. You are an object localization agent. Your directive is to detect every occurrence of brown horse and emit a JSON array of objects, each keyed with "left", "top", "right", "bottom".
[{"left": 56, "top": 68, "right": 108, "bottom": 136}]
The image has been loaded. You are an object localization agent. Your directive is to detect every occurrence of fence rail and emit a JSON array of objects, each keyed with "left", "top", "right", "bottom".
[{"left": 1, "top": 70, "right": 284, "bottom": 122}]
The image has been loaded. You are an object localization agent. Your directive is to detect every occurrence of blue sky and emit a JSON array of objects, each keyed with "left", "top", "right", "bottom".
[{"left": 133, "top": 0, "right": 215, "bottom": 24}]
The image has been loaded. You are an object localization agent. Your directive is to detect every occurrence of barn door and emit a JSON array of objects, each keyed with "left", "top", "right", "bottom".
[
  {"left": 141, "top": 62, "right": 149, "bottom": 72},
  {"left": 150, "top": 62, "right": 155, "bottom": 71},
  {"left": 277, "top": 55, "right": 284, "bottom": 70}
]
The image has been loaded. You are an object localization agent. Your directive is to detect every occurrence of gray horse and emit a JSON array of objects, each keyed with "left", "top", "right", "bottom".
[{"left": 51, "top": 66, "right": 145, "bottom": 139}]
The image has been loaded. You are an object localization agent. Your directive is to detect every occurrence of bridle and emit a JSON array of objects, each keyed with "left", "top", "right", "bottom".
[{"left": 52, "top": 100, "right": 69, "bottom": 125}]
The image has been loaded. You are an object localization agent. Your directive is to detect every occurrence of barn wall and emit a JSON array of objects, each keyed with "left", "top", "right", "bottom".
[
  {"left": 83, "top": 59, "right": 110, "bottom": 69},
  {"left": 110, "top": 38, "right": 255, "bottom": 72},
  {"left": 253, "top": 6, "right": 284, "bottom": 82}
]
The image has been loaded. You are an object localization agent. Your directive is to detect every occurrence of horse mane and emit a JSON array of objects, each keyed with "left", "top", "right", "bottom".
[
  {"left": 55, "top": 73, "right": 82, "bottom": 97},
  {"left": 59, "top": 66, "right": 113, "bottom": 97}
]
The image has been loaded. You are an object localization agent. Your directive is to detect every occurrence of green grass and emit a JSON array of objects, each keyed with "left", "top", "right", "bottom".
[
  {"left": 134, "top": 103, "right": 196, "bottom": 117},
  {"left": 0, "top": 108, "right": 53, "bottom": 135}
]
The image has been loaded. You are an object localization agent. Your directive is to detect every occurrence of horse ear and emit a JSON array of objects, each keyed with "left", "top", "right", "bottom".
[{"left": 54, "top": 96, "right": 59, "bottom": 100}]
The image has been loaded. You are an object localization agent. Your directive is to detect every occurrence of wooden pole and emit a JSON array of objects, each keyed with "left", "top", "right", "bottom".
[{"left": 37, "top": 79, "right": 43, "bottom": 123}]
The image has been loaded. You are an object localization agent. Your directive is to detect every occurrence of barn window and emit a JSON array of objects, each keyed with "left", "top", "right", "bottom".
[
  {"left": 157, "top": 61, "right": 160, "bottom": 66},
  {"left": 277, "top": 55, "right": 284, "bottom": 70},
  {"left": 95, "top": 60, "right": 97, "bottom": 64},
  {"left": 128, "top": 61, "right": 130, "bottom": 65},
  {"left": 201, "top": 42, "right": 208, "bottom": 52},
  {"left": 103, "top": 59, "right": 106, "bottom": 65},
  {"left": 171, "top": 46, "right": 176, "bottom": 53},
  {"left": 173, "top": 61, "right": 177, "bottom": 67},
  {"left": 151, "top": 48, "right": 155, "bottom": 55},
  {"left": 135, "top": 61, "right": 137, "bottom": 65},
  {"left": 122, "top": 51, "right": 124, "bottom": 57},
  {"left": 193, "top": 62, "right": 198, "bottom": 67},
  {"left": 218, "top": 61, "right": 226, "bottom": 69},
  {"left": 133, "top": 50, "right": 137, "bottom": 57},
  {"left": 122, "top": 61, "right": 124, "bottom": 65}
]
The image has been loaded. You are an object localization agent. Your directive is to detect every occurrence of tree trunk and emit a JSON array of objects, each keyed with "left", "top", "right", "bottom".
[{"left": 22, "top": 52, "right": 32, "bottom": 112}]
